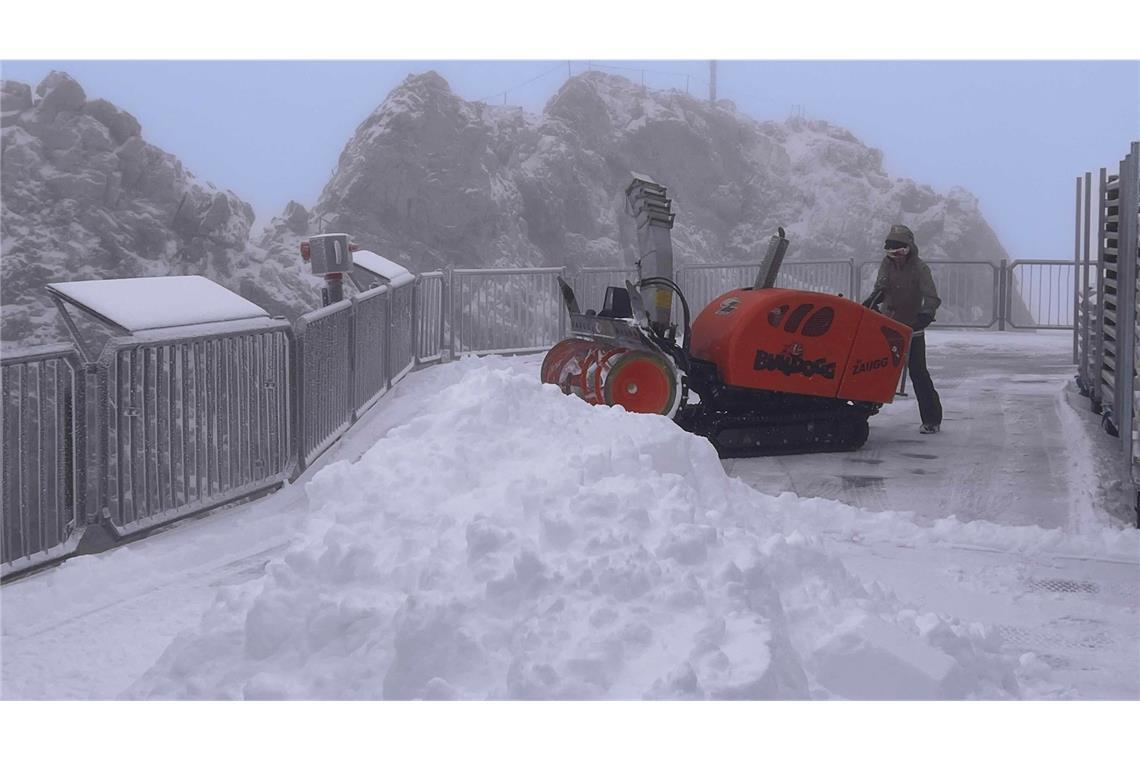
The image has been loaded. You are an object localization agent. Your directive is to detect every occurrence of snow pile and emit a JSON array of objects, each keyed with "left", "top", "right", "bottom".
[{"left": 131, "top": 356, "right": 1022, "bottom": 699}]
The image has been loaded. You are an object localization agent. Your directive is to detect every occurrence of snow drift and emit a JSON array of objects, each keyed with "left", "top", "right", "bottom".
[{"left": 130, "top": 356, "right": 1029, "bottom": 699}]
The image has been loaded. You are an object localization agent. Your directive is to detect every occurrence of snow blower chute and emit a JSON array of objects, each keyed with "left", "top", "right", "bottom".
[{"left": 541, "top": 173, "right": 913, "bottom": 457}]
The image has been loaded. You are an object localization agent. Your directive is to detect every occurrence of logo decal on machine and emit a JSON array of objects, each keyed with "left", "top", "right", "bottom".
[
  {"left": 716, "top": 297, "right": 741, "bottom": 315},
  {"left": 753, "top": 343, "right": 836, "bottom": 379},
  {"left": 851, "top": 356, "right": 890, "bottom": 375}
]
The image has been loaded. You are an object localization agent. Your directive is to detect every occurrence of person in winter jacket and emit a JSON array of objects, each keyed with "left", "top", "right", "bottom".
[{"left": 862, "top": 224, "right": 944, "bottom": 434}]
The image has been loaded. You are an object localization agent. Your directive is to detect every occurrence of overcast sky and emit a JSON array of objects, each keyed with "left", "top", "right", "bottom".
[{"left": 1, "top": 60, "right": 1136, "bottom": 260}]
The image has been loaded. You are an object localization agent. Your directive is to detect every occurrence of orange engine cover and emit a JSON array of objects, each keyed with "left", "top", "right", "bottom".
[{"left": 689, "top": 288, "right": 912, "bottom": 404}]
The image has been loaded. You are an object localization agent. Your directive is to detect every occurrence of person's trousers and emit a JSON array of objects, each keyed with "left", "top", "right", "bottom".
[{"left": 907, "top": 332, "right": 943, "bottom": 427}]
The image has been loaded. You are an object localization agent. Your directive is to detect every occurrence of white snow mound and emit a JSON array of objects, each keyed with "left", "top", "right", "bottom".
[{"left": 130, "top": 356, "right": 1024, "bottom": 699}]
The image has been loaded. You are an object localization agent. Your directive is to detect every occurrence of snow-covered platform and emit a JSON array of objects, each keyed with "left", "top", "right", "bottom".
[
  {"left": 730, "top": 330, "right": 1120, "bottom": 531},
  {"left": 2, "top": 331, "right": 1137, "bottom": 700}
]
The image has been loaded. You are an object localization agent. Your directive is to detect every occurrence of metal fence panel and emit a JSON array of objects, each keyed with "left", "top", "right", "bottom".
[
  {"left": 295, "top": 301, "right": 354, "bottom": 470},
  {"left": 676, "top": 260, "right": 856, "bottom": 317},
  {"left": 1007, "top": 261, "right": 1078, "bottom": 329},
  {"left": 570, "top": 267, "right": 639, "bottom": 315},
  {"left": 676, "top": 264, "right": 760, "bottom": 315},
  {"left": 415, "top": 273, "right": 445, "bottom": 363},
  {"left": 451, "top": 268, "right": 566, "bottom": 355},
  {"left": 1, "top": 345, "right": 84, "bottom": 576},
  {"left": 858, "top": 260, "right": 999, "bottom": 328},
  {"left": 1100, "top": 172, "right": 1123, "bottom": 419},
  {"left": 388, "top": 280, "right": 416, "bottom": 384},
  {"left": 352, "top": 286, "right": 390, "bottom": 417},
  {"left": 97, "top": 320, "right": 292, "bottom": 537}
]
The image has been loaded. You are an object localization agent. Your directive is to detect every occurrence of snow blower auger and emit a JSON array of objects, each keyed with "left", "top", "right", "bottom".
[{"left": 541, "top": 173, "right": 913, "bottom": 458}]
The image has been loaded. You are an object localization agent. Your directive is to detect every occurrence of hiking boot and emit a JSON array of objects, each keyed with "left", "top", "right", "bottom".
[{"left": 920, "top": 424, "right": 940, "bottom": 434}]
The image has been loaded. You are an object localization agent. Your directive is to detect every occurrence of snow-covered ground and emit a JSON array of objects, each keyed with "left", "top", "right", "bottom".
[{"left": 1, "top": 330, "right": 1137, "bottom": 699}]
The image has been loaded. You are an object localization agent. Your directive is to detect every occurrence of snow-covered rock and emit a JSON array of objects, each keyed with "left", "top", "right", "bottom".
[
  {"left": 263, "top": 71, "right": 1013, "bottom": 277},
  {"left": 0, "top": 71, "right": 319, "bottom": 348},
  {"left": 4, "top": 69, "right": 1016, "bottom": 348}
]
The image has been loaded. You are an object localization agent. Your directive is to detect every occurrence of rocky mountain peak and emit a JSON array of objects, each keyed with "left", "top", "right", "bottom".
[{"left": 1, "top": 72, "right": 317, "bottom": 346}]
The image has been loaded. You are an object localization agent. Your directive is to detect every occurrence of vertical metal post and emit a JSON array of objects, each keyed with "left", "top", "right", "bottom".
[
  {"left": 447, "top": 268, "right": 457, "bottom": 360},
  {"left": 347, "top": 299, "right": 358, "bottom": 424},
  {"left": 1074, "top": 176, "right": 1083, "bottom": 363},
  {"left": 411, "top": 275, "right": 421, "bottom": 368},
  {"left": 1094, "top": 167, "right": 1108, "bottom": 411},
  {"left": 1122, "top": 144, "right": 1140, "bottom": 466},
  {"left": 998, "top": 260, "right": 1008, "bottom": 331},
  {"left": 1082, "top": 171, "right": 1093, "bottom": 384},
  {"left": 848, "top": 257, "right": 858, "bottom": 301},
  {"left": 559, "top": 267, "right": 568, "bottom": 338},
  {"left": 1115, "top": 146, "right": 1138, "bottom": 455},
  {"left": 383, "top": 291, "right": 393, "bottom": 391}
]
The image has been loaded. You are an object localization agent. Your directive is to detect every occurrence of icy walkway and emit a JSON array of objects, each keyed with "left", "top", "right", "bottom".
[
  {"left": 730, "top": 330, "right": 1106, "bottom": 530},
  {"left": 1, "top": 331, "right": 1137, "bottom": 699}
]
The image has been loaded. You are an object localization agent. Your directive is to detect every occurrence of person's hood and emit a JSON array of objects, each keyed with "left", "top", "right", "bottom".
[{"left": 886, "top": 223, "right": 920, "bottom": 258}]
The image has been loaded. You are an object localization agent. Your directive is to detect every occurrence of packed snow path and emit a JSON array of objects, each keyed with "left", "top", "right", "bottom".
[
  {"left": 1, "top": 331, "right": 1137, "bottom": 699},
  {"left": 729, "top": 331, "right": 1106, "bottom": 531}
]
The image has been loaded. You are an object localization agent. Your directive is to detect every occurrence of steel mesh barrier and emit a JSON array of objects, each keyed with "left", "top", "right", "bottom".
[
  {"left": 858, "top": 260, "right": 1000, "bottom": 328},
  {"left": 570, "top": 267, "right": 640, "bottom": 315},
  {"left": 388, "top": 280, "right": 416, "bottom": 384},
  {"left": 295, "top": 301, "right": 354, "bottom": 470},
  {"left": 777, "top": 260, "right": 856, "bottom": 298},
  {"left": 415, "top": 273, "right": 445, "bottom": 363},
  {"left": 450, "top": 268, "right": 565, "bottom": 355},
  {"left": 96, "top": 320, "right": 293, "bottom": 536},
  {"left": 1, "top": 345, "right": 84, "bottom": 574},
  {"left": 1008, "top": 261, "right": 1078, "bottom": 329},
  {"left": 352, "top": 286, "right": 391, "bottom": 416}
]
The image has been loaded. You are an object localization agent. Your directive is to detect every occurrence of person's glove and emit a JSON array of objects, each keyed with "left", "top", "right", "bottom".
[
  {"left": 861, "top": 289, "right": 884, "bottom": 310},
  {"left": 912, "top": 313, "right": 934, "bottom": 331}
]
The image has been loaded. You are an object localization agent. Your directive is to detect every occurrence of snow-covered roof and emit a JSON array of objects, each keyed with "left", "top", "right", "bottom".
[
  {"left": 353, "top": 250, "right": 415, "bottom": 288},
  {"left": 48, "top": 275, "right": 269, "bottom": 332}
]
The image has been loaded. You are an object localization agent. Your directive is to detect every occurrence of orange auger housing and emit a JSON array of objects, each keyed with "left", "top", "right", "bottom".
[{"left": 540, "top": 173, "right": 912, "bottom": 458}]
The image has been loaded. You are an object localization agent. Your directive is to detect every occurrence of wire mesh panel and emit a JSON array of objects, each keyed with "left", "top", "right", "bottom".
[
  {"left": 570, "top": 267, "right": 640, "bottom": 315},
  {"left": 1008, "top": 261, "right": 1078, "bottom": 329},
  {"left": 777, "top": 260, "right": 855, "bottom": 297},
  {"left": 451, "top": 268, "right": 565, "bottom": 355},
  {"left": 415, "top": 272, "right": 445, "bottom": 363},
  {"left": 295, "top": 301, "right": 354, "bottom": 470},
  {"left": 352, "top": 287, "right": 390, "bottom": 417},
  {"left": 858, "top": 260, "right": 998, "bottom": 328},
  {"left": 676, "top": 264, "right": 760, "bottom": 315},
  {"left": 1, "top": 345, "right": 83, "bottom": 577},
  {"left": 97, "top": 320, "right": 292, "bottom": 536},
  {"left": 388, "top": 280, "right": 416, "bottom": 384}
]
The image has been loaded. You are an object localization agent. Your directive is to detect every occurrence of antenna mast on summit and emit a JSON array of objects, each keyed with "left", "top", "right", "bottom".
[{"left": 709, "top": 61, "right": 717, "bottom": 105}]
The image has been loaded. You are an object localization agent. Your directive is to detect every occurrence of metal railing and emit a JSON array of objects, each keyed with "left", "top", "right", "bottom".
[
  {"left": 352, "top": 286, "right": 392, "bottom": 417},
  {"left": 388, "top": 280, "right": 416, "bottom": 385},
  {"left": 415, "top": 273, "right": 445, "bottom": 364},
  {"left": 1, "top": 345, "right": 84, "bottom": 574},
  {"left": 295, "top": 300, "right": 354, "bottom": 470},
  {"left": 858, "top": 260, "right": 1002, "bottom": 329},
  {"left": 450, "top": 268, "right": 565, "bottom": 356},
  {"left": 3, "top": 246, "right": 1117, "bottom": 578},
  {"left": 1073, "top": 142, "right": 1140, "bottom": 526},
  {"left": 94, "top": 320, "right": 293, "bottom": 537},
  {"left": 1007, "top": 261, "right": 1078, "bottom": 329},
  {"left": 570, "top": 267, "right": 639, "bottom": 315}
]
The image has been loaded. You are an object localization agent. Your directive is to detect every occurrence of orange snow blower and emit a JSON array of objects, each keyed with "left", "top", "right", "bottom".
[{"left": 541, "top": 174, "right": 912, "bottom": 457}]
